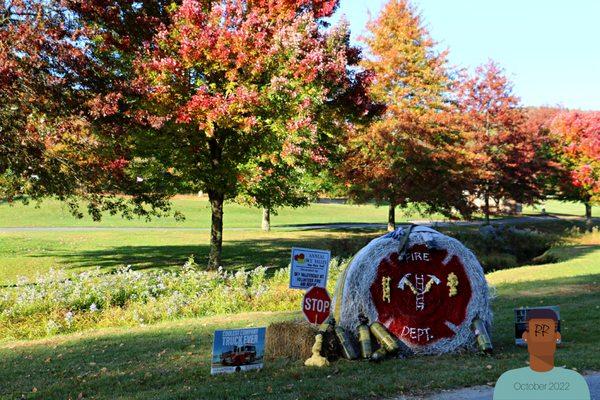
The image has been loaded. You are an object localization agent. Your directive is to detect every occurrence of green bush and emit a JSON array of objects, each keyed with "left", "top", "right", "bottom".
[
  {"left": 477, "top": 253, "right": 518, "bottom": 271},
  {"left": 449, "top": 225, "right": 561, "bottom": 272}
]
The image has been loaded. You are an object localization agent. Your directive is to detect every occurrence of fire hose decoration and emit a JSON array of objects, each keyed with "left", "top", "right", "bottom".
[{"left": 332, "top": 225, "right": 493, "bottom": 355}]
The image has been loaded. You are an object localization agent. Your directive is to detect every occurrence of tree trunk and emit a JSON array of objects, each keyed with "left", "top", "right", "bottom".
[
  {"left": 585, "top": 202, "right": 593, "bottom": 232},
  {"left": 484, "top": 192, "right": 491, "bottom": 225},
  {"left": 388, "top": 201, "right": 396, "bottom": 232},
  {"left": 208, "top": 191, "right": 224, "bottom": 270},
  {"left": 262, "top": 207, "right": 271, "bottom": 232}
]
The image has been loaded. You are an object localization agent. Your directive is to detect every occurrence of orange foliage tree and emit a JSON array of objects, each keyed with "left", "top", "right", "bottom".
[{"left": 339, "top": 0, "right": 475, "bottom": 230}]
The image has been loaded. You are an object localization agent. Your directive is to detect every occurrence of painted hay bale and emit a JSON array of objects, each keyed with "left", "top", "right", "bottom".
[{"left": 333, "top": 226, "right": 492, "bottom": 354}]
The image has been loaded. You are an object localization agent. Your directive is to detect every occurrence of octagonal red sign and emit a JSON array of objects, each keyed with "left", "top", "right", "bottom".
[{"left": 303, "top": 286, "right": 331, "bottom": 325}]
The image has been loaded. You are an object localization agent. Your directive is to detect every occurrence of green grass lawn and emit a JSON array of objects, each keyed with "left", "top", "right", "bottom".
[
  {"left": 0, "top": 196, "right": 417, "bottom": 228},
  {"left": 0, "top": 197, "right": 597, "bottom": 286},
  {"left": 522, "top": 199, "right": 598, "bottom": 217},
  {"left": 0, "top": 197, "right": 595, "bottom": 228},
  {"left": 1, "top": 234, "right": 598, "bottom": 400},
  {"left": 0, "top": 229, "right": 382, "bottom": 285},
  {"left": 1, "top": 219, "right": 597, "bottom": 286}
]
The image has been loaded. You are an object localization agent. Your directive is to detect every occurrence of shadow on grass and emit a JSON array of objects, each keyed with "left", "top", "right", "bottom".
[
  {"left": 29, "top": 220, "right": 599, "bottom": 276},
  {"left": 49, "top": 231, "right": 382, "bottom": 273},
  {"left": 549, "top": 244, "right": 600, "bottom": 258},
  {"left": 1, "top": 273, "right": 598, "bottom": 400},
  {"left": 276, "top": 222, "right": 386, "bottom": 230}
]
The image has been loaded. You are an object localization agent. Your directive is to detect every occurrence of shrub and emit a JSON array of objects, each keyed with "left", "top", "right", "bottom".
[
  {"left": 0, "top": 259, "right": 350, "bottom": 340},
  {"left": 449, "top": 225, "right": 561, "bottom": 272},
  {"left": 478, "top": 253, "right": 518, "bottom": 271}
]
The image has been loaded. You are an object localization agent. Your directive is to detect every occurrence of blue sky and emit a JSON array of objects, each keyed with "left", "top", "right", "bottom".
[{"left": 331, "top": 0, "right": 600, "bottom": 110}]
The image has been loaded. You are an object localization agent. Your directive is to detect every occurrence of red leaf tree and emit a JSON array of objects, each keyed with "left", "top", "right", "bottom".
[
  {"left": 72, "top": 0, "right": 360, "bottom": 268},
  {"left": 456, "top": 61, "right": 548, "bottom": 223},
  {"left": 549, "top": 111, "right": 600, "bottom": 228},
  {"left": 2, "top": 1, "right": 364, "bottom": 268},
  {"left": 0, "top": 1, "right": 120, "bottom": 209}
]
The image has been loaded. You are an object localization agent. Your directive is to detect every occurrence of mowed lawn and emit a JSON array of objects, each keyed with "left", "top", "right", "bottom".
[
  {"left": 0, "top": 234, "right": 598, "bottom": 400},
  {"left": 0, "top": 229, "right": 380, "bottom": 285},
  {"left": 0, "top": 197, "right": 402, "bottom": 228},
  {"left": 0, "top": 197, "right": 595, "bottom": 228},
  {"left": 523, "top": 200, "right": 598, "bottom": 217},
  {"left": 0, "top": 198, "right": 597, "bottom": 285}
]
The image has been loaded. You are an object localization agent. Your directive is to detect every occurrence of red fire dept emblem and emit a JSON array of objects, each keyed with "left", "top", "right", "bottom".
[{"left": 370, "top": 244, "right": 472, "bottom": 346}]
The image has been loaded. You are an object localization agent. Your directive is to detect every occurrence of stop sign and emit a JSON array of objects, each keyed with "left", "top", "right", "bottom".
[{"left": 302, "top": 286, "right": 331, "bottom": 325}]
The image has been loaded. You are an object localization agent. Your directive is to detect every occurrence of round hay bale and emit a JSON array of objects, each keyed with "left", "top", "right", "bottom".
[{"left": 333, "top": 226, "right": 492, "bottom": 354}]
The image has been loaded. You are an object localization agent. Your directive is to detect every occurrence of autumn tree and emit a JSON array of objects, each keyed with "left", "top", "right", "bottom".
[
  {"left": 233, "top": 17, "right": 363, "bottom": 232},
  {"left": 0, "top": 0, "right": 182, "bottom": 222},
  {"left": 236, "top": 157, "right": 314, "bottom": 231},
  {"left": 68, "top": 0, "right": 360, "bottom": 269},
  {"left": 520, "top": 106, "right": 564, "bottom": 200},
  {"left": 523, "top": 107, "right": 563, "bottom": 137},
  {"left": 133, "top": 1, "right": 361, "bottom": 267},
  {"left": 0, "top": 1, "right": 125, "bottom": 216},
  {"left": 0, "top": 1, "right": 81, "bottom": 200},
  {"left": 235, "top": 64, "right": 362, "bottom": 232},
  {"left": 549, "top": 111, "right": 600, "bottom": 229},
  {"left": 236, "top": 131, "right": 333, "bottom": 231},
  {"left": 456, "top": 61, "right": 548, "bottom": 224},
  {"left": 340, "top": 0, "right": 475, "bottom": 231},
  {"left": 3, "top": 0, "right": 363, "bottom": 269}
]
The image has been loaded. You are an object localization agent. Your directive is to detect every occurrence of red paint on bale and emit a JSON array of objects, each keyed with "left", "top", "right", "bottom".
[{"left": 370, "top": 244, "right": 472, "bottom": 346}]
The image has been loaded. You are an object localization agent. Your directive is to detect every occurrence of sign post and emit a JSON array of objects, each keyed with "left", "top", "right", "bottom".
[
  {"left": 303, "top": 286, "right": 331, "bottom": 325},
  {"left": 289, "top": 247, "right": 331, "bottom": 289}
]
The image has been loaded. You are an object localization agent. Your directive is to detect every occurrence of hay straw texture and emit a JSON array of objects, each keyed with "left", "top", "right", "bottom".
[
  {"left": 333, "top": 226, "right": 493, "bottom": 354},
  {"left": 265, "top": 320, "right": 317, "bottom": 361}
]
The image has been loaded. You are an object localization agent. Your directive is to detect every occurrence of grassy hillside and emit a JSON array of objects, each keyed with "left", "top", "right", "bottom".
[{"left": 1, "top": 233, "right": 598, "bottom": 400}]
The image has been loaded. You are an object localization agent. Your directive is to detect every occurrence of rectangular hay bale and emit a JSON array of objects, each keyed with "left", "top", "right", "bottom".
[{"left": 265, "top": 319, "right": 317, "bottom": 361}]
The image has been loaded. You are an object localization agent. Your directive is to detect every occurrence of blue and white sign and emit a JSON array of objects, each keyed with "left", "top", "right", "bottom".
[
  {"left": 289, "top": 247, "right": 331, "bottom": 289},
  {"left": 211, "top": 327, "right": 266, "bottom": 375}
]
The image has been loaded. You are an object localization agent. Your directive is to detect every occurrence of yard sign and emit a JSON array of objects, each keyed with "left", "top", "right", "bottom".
[
  {"left": 210, "top": 327, "right": 266, "bottom": 375},
  {"left": 289, "top": 247, "right": 331, "bottom": 289}
]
